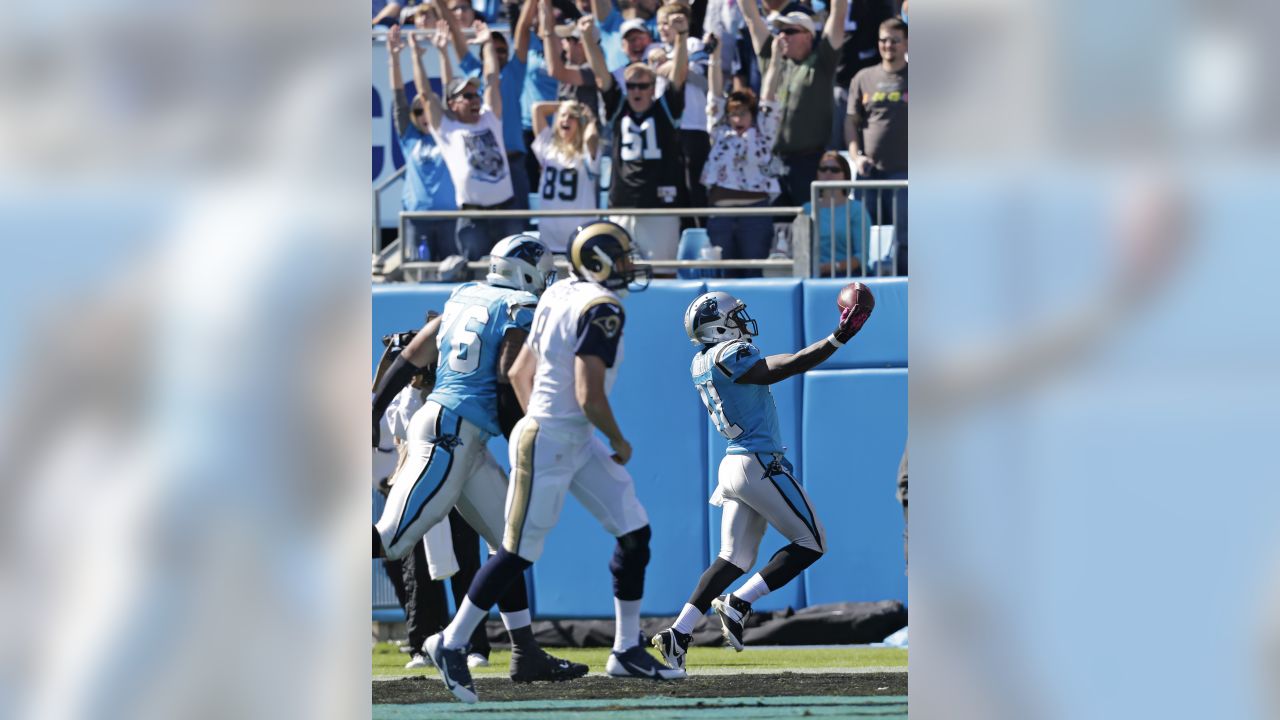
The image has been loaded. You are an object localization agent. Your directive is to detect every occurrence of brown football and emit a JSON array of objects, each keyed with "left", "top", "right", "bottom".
[{"left": 837, "top": 282, "right": 872, "bottom": 309}]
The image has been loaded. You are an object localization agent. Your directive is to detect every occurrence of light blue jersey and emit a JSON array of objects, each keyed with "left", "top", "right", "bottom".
[
  {"left": 430, "top": 282, "right": 538, "bottom": 436},
  {"left": 691, "top": 339, "right": 783, "bottom": 454}
]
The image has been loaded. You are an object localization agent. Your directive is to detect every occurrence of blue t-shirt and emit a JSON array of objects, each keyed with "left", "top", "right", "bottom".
[
  {"left": 521, "top": 36, "right": 560, "bottom": 130},
  {"left": 430, "top": 282, "right": 538, "bottom": 436},
  {"left": 804, "top": 199, "right": 869, "bottom": 267},
  {"left": 691, "top": 339, "right": 783, "bottom": 454},
  {"left": 398, "top": 124, "right": 457, "bottom": 211},
  {"left": 499, "top": 56, "right": 529, "bottom": 154}
]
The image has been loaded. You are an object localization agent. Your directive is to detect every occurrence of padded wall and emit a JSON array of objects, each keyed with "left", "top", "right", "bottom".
[
  {"left": 701, "top": 280, "right": 806, "bottom": 611},
  {"left": 801, "top": 368, "right": 908, "bottom": 604},
  {"left": 371, "top": 285, "right": 457, "bottom": 374},
  {"left": 803, "top": 278, "right": 907, "bottom": 368},
  {"left": 373, "top": 279, "right": 908, "bottom": 617}
]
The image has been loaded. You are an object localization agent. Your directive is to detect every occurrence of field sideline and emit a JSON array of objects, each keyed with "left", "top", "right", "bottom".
[
  {"left": 374, "top": 642, "right": 908, "bottom": 678},
  {"left": 373, "top": 643, "right": 907, "bottom": 718}
]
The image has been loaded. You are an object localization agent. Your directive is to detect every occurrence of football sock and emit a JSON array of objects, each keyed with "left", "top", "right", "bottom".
[
  {"left": 733, "top": 573, "right": 771, "bottom": 605},
  {"left": 500, "top": 608, "right": 532, "bottom": 632},
  {"left": 688, "top": 557, "right": 746, "bottom": 612},
  {"left": 613, "top": 598, "right": 642, "bottom": 652},
  {"left": 757, "top": 542, "right": 823, "bottom": 595},
  {"left": 442, "top": 597, "right": 487, "bottom": 650},
  {"left": 672, "top": 603, "right": 703, "bottom": 635}
]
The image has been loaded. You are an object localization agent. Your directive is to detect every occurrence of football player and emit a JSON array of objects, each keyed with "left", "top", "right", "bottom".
[
  {"left": 424, "top": 221, "right": 684, "bottom": 705},
  {"left": 651, "top": 288, "right": 874, "bottom": 671},
  {"left": 371, "top": 234, "right": 589, "bottom": 684}
]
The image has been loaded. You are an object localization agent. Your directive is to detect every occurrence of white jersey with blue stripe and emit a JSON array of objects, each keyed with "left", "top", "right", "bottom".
[
  {"left": 430, "top": 282, "right": 538, "bottom": 436},
  {"left": 691, "top": 339, "right": 783, "bottom": 455}
]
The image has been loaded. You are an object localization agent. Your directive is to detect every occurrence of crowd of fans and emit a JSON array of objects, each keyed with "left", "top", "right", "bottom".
[{"left": 378, "top": 0, "right": 908, "bottom": 277}]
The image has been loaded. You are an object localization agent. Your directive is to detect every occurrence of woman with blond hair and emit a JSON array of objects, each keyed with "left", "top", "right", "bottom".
[{"left": 529, "top": 99, "right": 601, "bottom": 252}]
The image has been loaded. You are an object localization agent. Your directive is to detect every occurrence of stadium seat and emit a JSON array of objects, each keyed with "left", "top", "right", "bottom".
[{"left": 676, "top": 228, "right": 712, "bottom": 280}]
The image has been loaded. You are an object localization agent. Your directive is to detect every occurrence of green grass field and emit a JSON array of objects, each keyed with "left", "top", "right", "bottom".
[{"left": 373, "top": 642, "right": 907, "bottom": 677}]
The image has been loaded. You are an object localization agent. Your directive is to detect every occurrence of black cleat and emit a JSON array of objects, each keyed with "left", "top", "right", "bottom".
[
  {"left": 509, "top": 647, "right": 590, "bottom": 683},
  {"left": 423, "top": 633, "right": 477, "bottom": 703},
  {"left": 651, "top": 628, "right": 691, "bottom": 672},
  {"left": 710, "top": 594, "right": 752, "bottom": 651}
]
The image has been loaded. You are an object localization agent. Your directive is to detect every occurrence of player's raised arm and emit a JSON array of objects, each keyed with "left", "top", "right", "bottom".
[{"left": 737, "top": 283, "right": 874, "bottom": 385}]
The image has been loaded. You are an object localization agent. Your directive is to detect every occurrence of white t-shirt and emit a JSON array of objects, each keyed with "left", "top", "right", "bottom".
[
  {"left": 658, "top": 37, "right": 708, "bottom": 135},
  {"left": 431, "top": 106, "right": 514, "bottom": 207},
  {"left": 524, "top": 277, "right": 624, "bottom": 429},
  {"left": 531, "top": 126, "right": 600, "bottom": 252}
]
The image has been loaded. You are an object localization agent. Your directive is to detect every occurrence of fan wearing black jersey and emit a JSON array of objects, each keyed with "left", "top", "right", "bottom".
[{"left": 589, "top": 11, "right": 690, "bottom": 268}]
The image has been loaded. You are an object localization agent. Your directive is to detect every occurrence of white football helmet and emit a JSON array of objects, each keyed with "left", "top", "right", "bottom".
[
  {"left": 487, "top": 233, "right": 556, "bottom": 295},
  {"left": 684, "top": 291, "right": 759, "bottom": 346}
]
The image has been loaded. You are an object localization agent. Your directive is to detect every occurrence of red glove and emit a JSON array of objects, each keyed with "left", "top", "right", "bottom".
[{"left": 832, "top": 288, "right": 875, "bottom": 345}]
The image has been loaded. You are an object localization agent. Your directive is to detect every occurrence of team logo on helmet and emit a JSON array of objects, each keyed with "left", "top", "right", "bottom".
[
  {"left": 569, "top": 221, "right": 652, "bottom": 293},
  {"left": 684, "top": 291, "right": 759, "bottom": 346},
  {"left": 488, "top": 233, "right": 556, "bottom": 295}
]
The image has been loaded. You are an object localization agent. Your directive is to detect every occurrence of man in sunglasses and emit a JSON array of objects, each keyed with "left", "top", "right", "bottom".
[
  {"left": 589, "top": 12, "right": 690, "bottom": 266},
  {"left": 417, "top": 21, "right": 525, "bottom": 264},
  {"left": 739, "top": 0, "right": 849, "bottom": 206},
  {"left": 846, "top": 17, "right": 907, "bottom": 274}
]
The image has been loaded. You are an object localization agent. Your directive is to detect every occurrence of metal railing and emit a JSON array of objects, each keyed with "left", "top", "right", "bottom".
[
  {"left": 396, "top": 206, "right": 809, "bottom": 280},
  {"left": 373, "top": 165, "right": 407, "bottom": 253},
  {"left": 809, "top": 180, "right": 908, "bottom": 278}
]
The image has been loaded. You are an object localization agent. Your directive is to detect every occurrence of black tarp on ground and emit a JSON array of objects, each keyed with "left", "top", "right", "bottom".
[{"left": 482, "top": 601, "right": 907, "bottom": 648}]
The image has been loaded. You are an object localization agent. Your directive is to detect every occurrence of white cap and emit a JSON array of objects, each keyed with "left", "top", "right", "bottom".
[
  {"left": 767, "top": 11, "right": 816, "bottom": 34},
  {"left": 620, "top": 18, "right": 651, "bottom": 37}
]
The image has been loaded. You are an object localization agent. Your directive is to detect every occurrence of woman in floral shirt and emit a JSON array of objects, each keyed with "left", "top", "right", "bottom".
[{"left": 700, "top": 33, "right": 785, "bottom": 277}]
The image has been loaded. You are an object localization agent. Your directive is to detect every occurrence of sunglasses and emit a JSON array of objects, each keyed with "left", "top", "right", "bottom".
[
  {"left": 818, "top": 165, "right": 843, "bottom": 172},
  {"left": 453, "top": 91, "right": 481, "bottom": 101},
  {"left": 626, "top": 82, "right": 653, "bottom": 90},
  {"left": 780, "top": 27, "right": 807, "bottom": 36},
  {"left": 412, "top": 108, "right": 425, "bottom": 116}
]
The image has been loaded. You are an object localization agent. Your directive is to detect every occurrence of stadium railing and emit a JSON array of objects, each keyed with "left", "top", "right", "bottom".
[
  {"left": 809, "top": 180, "right": 908, "bottom": 278},
  {"left": 382, "top": 181, "right": 907, "bottom": 281}
]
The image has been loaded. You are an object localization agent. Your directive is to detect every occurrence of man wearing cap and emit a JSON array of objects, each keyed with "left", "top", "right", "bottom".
[
  {"left": 740, "top": 0, "right": 848, "bottom": 206},
  {"left": 589, "top": 11, "right": 690, "bottom": 264},
  {"left": 419, "top": 21, "right": 525, "bottom": 261}
]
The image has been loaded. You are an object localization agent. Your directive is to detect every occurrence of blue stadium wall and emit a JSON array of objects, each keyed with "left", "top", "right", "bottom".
[{"left": 372, "top": 278, "right": 907, "bottom": 618}]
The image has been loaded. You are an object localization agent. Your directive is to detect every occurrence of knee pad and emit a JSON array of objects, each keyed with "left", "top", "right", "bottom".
[{"left": 609, "top": 525, "right": 651, "bottom": 601}]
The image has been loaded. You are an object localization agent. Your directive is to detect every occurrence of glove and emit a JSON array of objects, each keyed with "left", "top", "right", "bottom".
[{"left": 832, "top": 291, "right": 874, "bottom": 345}]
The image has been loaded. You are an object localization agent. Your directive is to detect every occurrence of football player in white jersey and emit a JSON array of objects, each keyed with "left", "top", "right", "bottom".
[
  {"left": 425, "top": 221, "right": 684, "bottom": 704},
  {"left": 650, "top": 288, "right": 874, "bottom": 672},
  {"left": 371, "top": 234, "right": 590, "bottom": 685}
]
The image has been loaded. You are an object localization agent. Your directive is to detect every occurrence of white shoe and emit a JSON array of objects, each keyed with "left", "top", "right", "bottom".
[
  {"left": 404, "top": 653, "right": 429, "bottom": 669},
  {"left": 467, "top": 652, "right": 490, "bottom": 668}
]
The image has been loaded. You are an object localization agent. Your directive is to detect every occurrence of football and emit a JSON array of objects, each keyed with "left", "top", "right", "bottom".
[{"left": 837, "top": 282, "right": 873, "bottom": 310}]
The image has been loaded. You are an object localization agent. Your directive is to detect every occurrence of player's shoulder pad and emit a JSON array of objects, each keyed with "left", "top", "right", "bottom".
[
  {"left": 713, "top": 339, "right": 757, "bottom": 375},
  {"left": 447, "top": 282, "right": 477, "bottom": 302},
  {"left": 502, "top": 289, "right": 539, "bottom": 310},
  {"left": 578, "top": 296, "right": 625, "bottom": 340}
]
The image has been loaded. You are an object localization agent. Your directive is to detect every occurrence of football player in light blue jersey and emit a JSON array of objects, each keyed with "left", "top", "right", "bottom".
[
  {"left": 371, "top": 234, "right": 589, "bottom": 685},
  {"left": 651, "top": 288, "right": 875, "bottom": 672}
]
